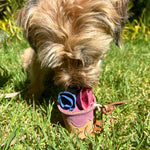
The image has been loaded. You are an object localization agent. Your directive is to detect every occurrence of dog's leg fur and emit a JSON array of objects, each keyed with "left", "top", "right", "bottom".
[
  {"left": 22, "top": 48, "right": 34, "bottom": 71},
  {"left": 22, "top": 48, "right": 46, "bottom": 99}
]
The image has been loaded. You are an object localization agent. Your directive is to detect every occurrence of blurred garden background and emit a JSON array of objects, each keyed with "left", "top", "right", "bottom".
[
  {"left": 0, "top": 0, "right": 150, "bottom": 40},
  {"left": 0, "top": 0, "right": 150, "bottom": 149}
]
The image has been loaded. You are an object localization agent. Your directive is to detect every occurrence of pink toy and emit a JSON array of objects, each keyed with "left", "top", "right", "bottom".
[{"left": 58, "top": 88, "right": 96, "bottom": 138}]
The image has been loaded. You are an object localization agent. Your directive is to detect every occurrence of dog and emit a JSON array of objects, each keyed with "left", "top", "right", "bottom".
[{"left": 18, "top": 0, "right": 129, "bottom": 100}]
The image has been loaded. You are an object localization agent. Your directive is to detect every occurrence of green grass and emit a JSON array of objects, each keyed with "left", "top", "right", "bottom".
[{"left": 0, "top": 34, "right": 150, "bottom": 149}]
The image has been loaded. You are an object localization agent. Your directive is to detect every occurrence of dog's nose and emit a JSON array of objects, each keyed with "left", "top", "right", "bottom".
[{"left": 67, "top": 85, "right": 81, "bottom": 95}]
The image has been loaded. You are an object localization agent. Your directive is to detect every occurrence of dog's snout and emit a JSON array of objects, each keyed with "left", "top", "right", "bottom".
[{"left": 67, "top": 85, "right": 81, "bottom": 95}]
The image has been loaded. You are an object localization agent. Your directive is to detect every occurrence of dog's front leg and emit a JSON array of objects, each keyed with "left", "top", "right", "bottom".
[{"left": 22, "top": 48, "right": 45, "bottom": 100}]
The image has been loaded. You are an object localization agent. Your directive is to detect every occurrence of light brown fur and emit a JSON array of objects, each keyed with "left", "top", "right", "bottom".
[{"left": 18, "top": 0, "right": 128, "bottom": 99}]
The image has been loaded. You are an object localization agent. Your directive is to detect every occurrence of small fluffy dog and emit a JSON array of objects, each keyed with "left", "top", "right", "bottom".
[{"left": 18, "top": 0, "right": 128, "bottom": 99}]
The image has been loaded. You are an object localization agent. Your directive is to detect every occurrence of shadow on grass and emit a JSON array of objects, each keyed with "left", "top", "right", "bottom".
[
  {"left": 41, "top": 83, "right": 65, "bottom": 126},
  {"left": 19, "top": 80, "right": 65, "bottom": 127},
  {"left": 0, "top": 67, "right": 12, "bottom": 88}
]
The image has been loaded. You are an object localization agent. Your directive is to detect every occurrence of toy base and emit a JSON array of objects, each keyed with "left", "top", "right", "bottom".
[{"left": 64, "top": 118, "right": 93, "bottom": 139}]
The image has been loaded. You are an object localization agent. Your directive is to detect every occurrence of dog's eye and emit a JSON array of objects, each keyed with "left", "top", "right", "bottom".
[
  {"left": 80, "top": 48, "right": 86, "bottom": 52},
  {"left": 83, "top": 57, "right": 94, "bottom": 67}
]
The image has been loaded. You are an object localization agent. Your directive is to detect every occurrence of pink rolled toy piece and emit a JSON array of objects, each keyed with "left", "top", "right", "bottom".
[
  {"left": 57, "top": 88, "right": 96, "bottom": 138},
  {"left": 57, "top": 94, "right": 96, "bottom": 138},
  {"left": 76, "top": 87, "right": 94, "bottom": 110}
]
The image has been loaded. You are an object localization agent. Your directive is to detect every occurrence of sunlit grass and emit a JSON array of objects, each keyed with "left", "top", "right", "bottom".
[{"left": 0, "top": 33, "right": 150, "bottom": 149}]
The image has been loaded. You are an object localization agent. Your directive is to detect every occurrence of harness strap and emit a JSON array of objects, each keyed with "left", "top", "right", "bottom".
[{"left": 91, "top": 100, "right": 129, "bottom": 135}]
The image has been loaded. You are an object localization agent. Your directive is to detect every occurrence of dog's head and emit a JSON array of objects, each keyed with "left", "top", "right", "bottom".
[{"left": 18, "top": 0, "right": 129, "bottom": 93}]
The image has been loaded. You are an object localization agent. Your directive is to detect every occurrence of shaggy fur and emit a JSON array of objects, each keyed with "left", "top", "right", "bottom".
[{"left": 18, "top": 0, "right": 128, "bottom": 99}]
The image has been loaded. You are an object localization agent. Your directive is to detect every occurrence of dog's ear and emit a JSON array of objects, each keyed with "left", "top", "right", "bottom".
[{"left": 111, "top": 0, "right": 129, "bottom": 46}]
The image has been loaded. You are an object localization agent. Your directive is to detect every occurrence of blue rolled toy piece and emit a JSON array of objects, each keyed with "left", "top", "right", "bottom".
[{"left": 58, "top": 92, "right": 76, "bottom": 111}]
